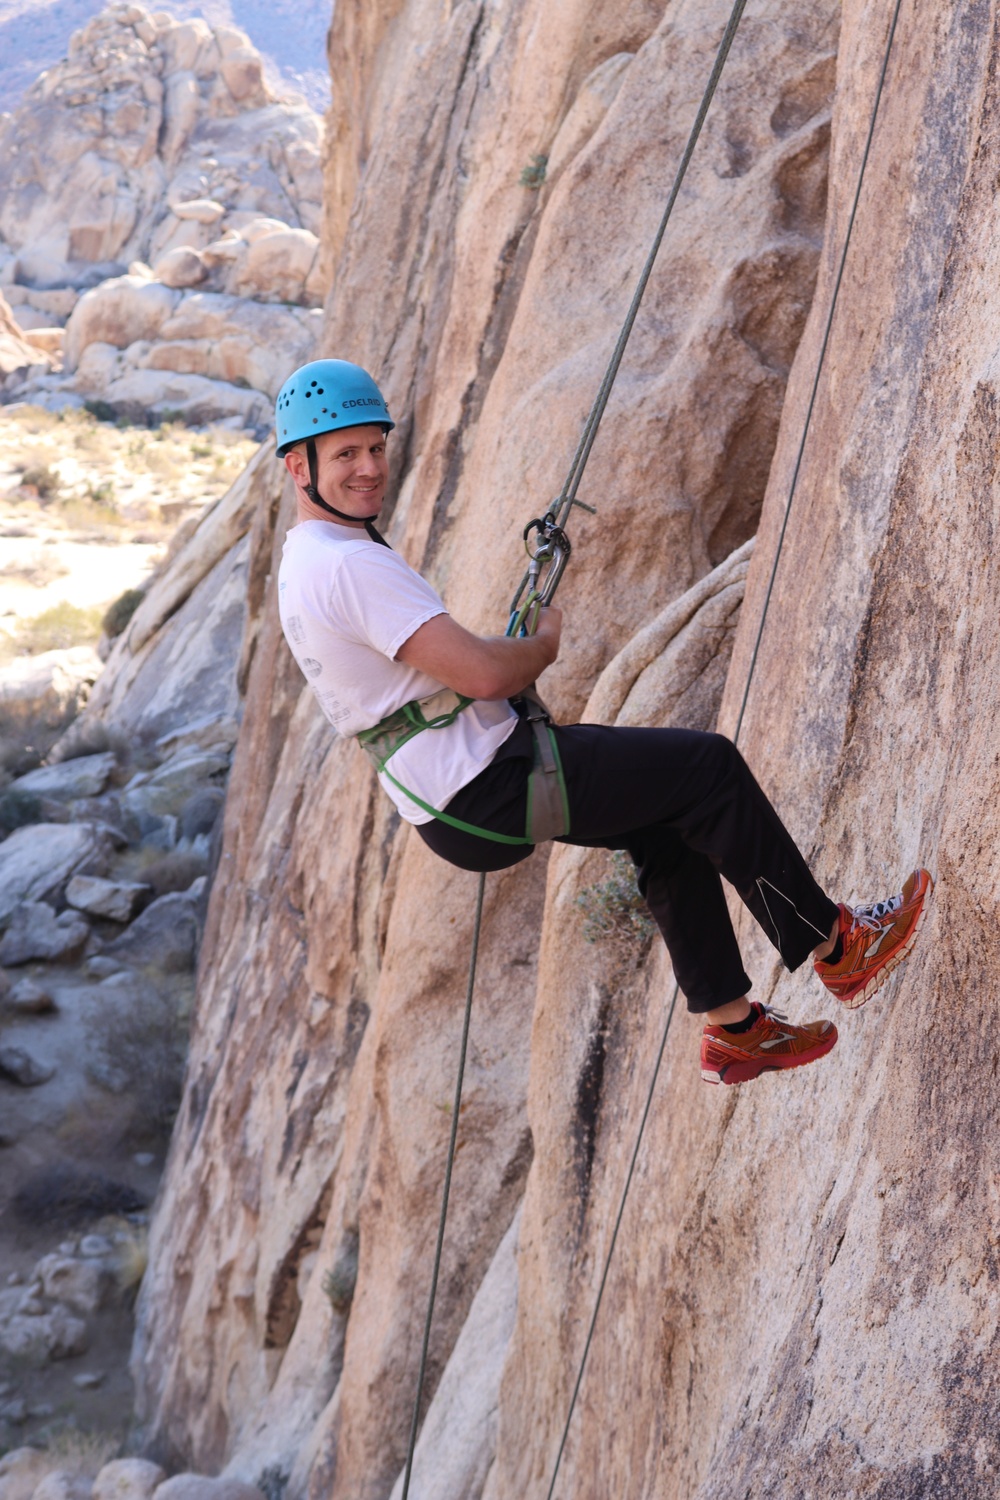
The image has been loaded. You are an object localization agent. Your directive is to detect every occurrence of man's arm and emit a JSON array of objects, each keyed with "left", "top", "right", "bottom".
[{"left": 395, "top": 608, "right": 561, "bottom": 700}]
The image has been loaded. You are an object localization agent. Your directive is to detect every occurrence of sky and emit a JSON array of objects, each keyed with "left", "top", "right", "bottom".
[{"left": 0, "top": 0, "right": 333, "bottom": 115}]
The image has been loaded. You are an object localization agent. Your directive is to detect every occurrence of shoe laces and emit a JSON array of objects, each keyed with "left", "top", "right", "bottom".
[
  {"left": 759, "top": 1003, "right": 788, "bottom": 1024},
  {"left": 849, "top": 890, "right": 902, "bottom": 934}
]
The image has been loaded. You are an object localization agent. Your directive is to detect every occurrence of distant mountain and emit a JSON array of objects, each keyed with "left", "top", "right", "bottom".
[{"left": 0, "top": 0, "right": 332, "bottom": 114}]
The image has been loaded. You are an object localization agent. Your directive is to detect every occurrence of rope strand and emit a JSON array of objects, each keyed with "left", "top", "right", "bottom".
[
  {"left": 553, "top": 0, "right": 749, "bottom": 529},
  {"left": 543, "top": 4, "right": 905, "bottom": 1493},
  {"left": 401, "top": 871, "right": 486, "bottom": 1500}
]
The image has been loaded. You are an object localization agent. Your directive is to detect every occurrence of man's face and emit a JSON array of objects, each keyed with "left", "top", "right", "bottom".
[{"left": 289, "top": 424, "right": 389, "bottom": 521}]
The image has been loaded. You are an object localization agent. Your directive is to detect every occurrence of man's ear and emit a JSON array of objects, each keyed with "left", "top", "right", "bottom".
[{"left": 284, "top": 448, "right": 308, "bottom": 486}]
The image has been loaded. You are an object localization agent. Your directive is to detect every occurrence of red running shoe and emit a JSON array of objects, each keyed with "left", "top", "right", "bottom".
[
  {"left": 815, "top": 868, "right": 933, "bottom": 1009},
  {"left": 700, "top": 1002, "right": 837, "bottom": 1087}
]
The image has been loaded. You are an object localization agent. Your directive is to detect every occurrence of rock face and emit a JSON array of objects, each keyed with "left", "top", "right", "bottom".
[
  {"left": 0, "top": 3, "right": 324, "bottom": 424},
  {"left": 120, "top": 0, "right": 1000, "bottom": 1496}
]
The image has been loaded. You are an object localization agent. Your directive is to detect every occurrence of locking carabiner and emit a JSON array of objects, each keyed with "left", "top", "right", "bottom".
[{"left": 507, "top": 510, "right": 572, "bottom": 637}]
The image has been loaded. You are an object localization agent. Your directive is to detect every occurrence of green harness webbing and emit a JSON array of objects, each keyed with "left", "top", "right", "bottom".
[{"left": 355, "top": 685, "right": 570, "bottom": 845}]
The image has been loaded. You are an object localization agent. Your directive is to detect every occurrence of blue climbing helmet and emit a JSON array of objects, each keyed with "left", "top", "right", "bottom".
[{"left": 274, "top": 358, "right": 395, "bottom": 456}]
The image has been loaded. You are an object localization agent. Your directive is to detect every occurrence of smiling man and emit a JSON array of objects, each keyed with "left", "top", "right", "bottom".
[{"left": 275, "top": 359, "right": 932, "bottom": 1087}]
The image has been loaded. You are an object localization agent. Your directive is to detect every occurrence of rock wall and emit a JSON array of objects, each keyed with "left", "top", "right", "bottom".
[{"left": 128, "top": 0, "right": 1000, "bottom": 1496}]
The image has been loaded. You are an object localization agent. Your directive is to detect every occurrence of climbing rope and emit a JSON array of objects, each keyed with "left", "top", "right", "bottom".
[
  {"left": 551, "top": 0, "right": 750, "bottom": 531},
  {"left": 401, "top": 12, "right": 753, "bottom": 1488},
  {"left": 401, "top": 871, "right": 486, "bottom": 1500},
  {"left": 399, "top": 0, "right": 903, "bottom": 1489},
  {"left": 544, "top": 3, "right": 905, "bottom": 1495}
]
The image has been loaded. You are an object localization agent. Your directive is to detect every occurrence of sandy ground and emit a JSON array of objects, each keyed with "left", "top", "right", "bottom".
[{"left": 0, "top": 405, "right": 257, "bottom": 652}]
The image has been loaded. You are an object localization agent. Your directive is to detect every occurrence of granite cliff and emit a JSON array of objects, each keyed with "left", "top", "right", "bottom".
[{"left": 74, "top": 0, "right": 1000, "bottom": 1494}]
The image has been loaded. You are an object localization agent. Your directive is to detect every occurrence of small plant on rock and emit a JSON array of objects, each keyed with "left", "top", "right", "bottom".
[
  {"left": 576, "top": 849, "right": 657, "bottom": 955},
  {"left": 102, "top": 587, "right": 145, "bottom": 641},
  {"left": 321, "top": 1230, "right": 360, "bottom": 1315},
  {"left": 519, "top": 152, "right": 548, "bottom": 188}
]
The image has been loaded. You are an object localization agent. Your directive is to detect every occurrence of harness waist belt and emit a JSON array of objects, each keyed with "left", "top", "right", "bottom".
[{"left": 355, "top": 687, "right": 569, "bottom": 845}]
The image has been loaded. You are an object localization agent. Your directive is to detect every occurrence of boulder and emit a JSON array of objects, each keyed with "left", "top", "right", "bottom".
[
  {"left": 31, "top": 1474, "right": 93, "bottom": 1500},
  {"left": 172, "top": 199, "right": 226, "bottom": 225},
  {"left": 91, "top": 1460, "right": 165, "bottom": 1500},
  {"left": 0, "top": 649, "right": 102, "bottom": 743},
  {"left": 35, "top": 1253, "right": 112, "bottom": 1315},
  {"left": 147, "top": 751, "right": 230, "bottom": 789},
  {"left": 0, "top": 1451, "right": 49, "bottom": 1500},
  {"left": 0, "top": 1045, "right": 56, "bottom": 1088},
  {"left": 155, "top": 713, "right": 240, "bottom": 757},
  {"left": 0, "top": 902, "right": 90, "bottom": 966},
  {"left": 180, "top": 788, "right": 225, "bottom": 842},
  {"left": 232, "top": 227, "right": 319, "bottom": 303},
  {"left": 63, "top": 276, "right": 180, "bottom": 371},
  {"left": 65, "top": 875, "right": 150, "bottom": 924},
  {"left": 154, "top": 1480, "right": 264, "bottom": 1500},
  {"left": 0, "top": 1305, "right": 88, "bottom": 1361},
  {"left": 0, "top": 292, "right": 50, "bottom": 383},
  {"left": 153, "top": 248, "right": 208, "bottom": 289},
  {"left": 10, "top": 753, "right": 118, "bottom": 802},
  {"left": 103, "top": 891, "right": 198, "bottom": 973},
  {"left": 6, "top": 978, "right": 57, "bottom": 1015},
  {"left": 87, "top": 365, "right": 271, "bottom": 430},
  {"left": 0, "top": 825, "right": 103, "bottom": 923}
]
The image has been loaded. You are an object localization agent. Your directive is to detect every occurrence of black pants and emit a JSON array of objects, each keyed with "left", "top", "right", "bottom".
[{"left": 415, "top": 720, "right": 839, "bottom": 1014}]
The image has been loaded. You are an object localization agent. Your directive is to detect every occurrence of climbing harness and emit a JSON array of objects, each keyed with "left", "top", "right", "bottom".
[
  {"left": 401, "top": 0, "right": 905, "bottom": 1491},
  {"left": 356, "top": 684, "right": 569, "bottom": 845}
]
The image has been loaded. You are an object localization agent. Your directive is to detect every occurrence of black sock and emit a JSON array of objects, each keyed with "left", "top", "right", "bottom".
[
  {"left": 722, "top": 1005, "right": 758, "bottom": 1034},
  {"left": 823, "top": 932, "right": 844, "bottom": 966}
]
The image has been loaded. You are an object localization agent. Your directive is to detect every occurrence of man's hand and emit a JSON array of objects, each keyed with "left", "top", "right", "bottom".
[
  {"left": 532, "top": 606, "right": 562, "bottom": 666},
  {"left": 396, "top": 606, "right": 562, "bottom": 700}
]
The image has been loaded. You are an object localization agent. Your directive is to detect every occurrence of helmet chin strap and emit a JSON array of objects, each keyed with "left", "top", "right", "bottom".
[{"left": 305, "top": 438, "right": 390, "bottom": 548}]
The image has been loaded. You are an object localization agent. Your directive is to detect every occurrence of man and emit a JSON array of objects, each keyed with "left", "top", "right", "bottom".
[{"left": 276, "top": 359, "right": 932, "bottom": 1086}]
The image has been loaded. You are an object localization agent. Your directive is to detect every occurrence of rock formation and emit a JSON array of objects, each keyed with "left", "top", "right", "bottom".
[
  {"left": 0, "top": 4, "right": 324, "bottom": 428},
  {"left": 8, "top": 0, "right": 987, "bottom": 1493}
]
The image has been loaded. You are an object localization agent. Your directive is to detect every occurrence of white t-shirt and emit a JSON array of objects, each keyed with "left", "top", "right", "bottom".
[{"left": 278, "top": 519, "right": 518, "bottom": 824}]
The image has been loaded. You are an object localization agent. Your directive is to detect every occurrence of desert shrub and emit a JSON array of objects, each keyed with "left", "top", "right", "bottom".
[
  {"left": 114, "top": 1222, "right": 149, "bottom": 1301},
  {"left": 20, "top": 463, "right": 61, "bottom": 498},
  {"left": 519, "top": 152, "right": 548, "bottom": 188},
  {"left": 34, "top": 1428, "right": 121, "bottom": 1481},
  {"left": 0, "top": 787, "right": 44, "bottom": 833},
  {"left": 83, "top": 398, "right": 118, "bottom": 423},
  {"left": 13, "top": 1163, "right": 145, "bottom": 1227},
  {"left": 102, "top": 587, "right": 145, "bottom": 640},
  {"left": 576, "top": 849, "right": 657, "bottom": 953},
  {"left": 256, "top": 1467, "right": 290, "bottom": 1500},
  {"left": 321, "top": 1230, "right": 360, "bottom": 1315},
  {"left": 10, "top": 601, "right": 103, "bottom": 655}
]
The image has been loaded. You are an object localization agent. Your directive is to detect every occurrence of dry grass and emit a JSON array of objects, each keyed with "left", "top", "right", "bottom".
[
  {"left": 0, "top": 406, "right": 257, "bottom": 541},
  {"left": 30, "top": 1428, "right": 122, "bottom": 1478},
  {"left": 0, "top": 550, "right": 70, "bottom": 586},
  {"left": 0, "top": 600, "right": 104, "bottom": 660}
]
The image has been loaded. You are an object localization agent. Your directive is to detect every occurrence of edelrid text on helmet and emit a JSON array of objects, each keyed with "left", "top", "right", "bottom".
[{"left": 275, "top": 359, "right": 395, "bottom": 456}]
